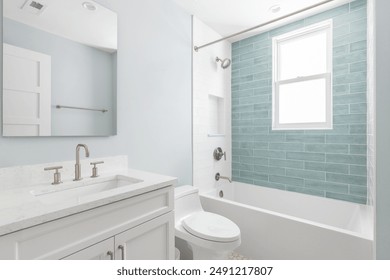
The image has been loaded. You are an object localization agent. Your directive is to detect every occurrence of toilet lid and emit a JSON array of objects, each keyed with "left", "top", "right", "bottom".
[{"left": 182, "top": 212, "right": 240, "bottom": 242}]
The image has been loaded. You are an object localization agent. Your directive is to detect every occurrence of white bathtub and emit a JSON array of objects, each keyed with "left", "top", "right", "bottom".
[{"left": 200, "top": 182, "right": 374, "bottom": 260}]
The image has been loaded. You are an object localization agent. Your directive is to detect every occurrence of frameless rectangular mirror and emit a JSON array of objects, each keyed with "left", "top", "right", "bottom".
[{"left": 2, "top": 0, "right": 117, "bottom": 136}]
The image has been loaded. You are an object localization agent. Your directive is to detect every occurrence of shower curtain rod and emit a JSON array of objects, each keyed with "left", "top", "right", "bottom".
[{"left": 193, "top": 0, "right": 335, "bottom": 52}]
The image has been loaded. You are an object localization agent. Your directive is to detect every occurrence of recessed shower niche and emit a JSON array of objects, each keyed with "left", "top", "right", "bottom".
[{"left": 208, "top": 94, "right": 225, "bottom": 137}]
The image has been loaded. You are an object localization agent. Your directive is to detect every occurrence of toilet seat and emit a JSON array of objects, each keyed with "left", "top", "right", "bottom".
[{"left": 182, "top": 212, "right": 240, "bottom": 242}]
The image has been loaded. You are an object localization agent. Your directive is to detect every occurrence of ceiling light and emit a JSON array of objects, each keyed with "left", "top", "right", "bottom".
[
  {"left": 269, "top": 4, "right": 281, "bottom": 13},
  {"left": 82, "top": 2, "right": 97, "bottom": 11}
]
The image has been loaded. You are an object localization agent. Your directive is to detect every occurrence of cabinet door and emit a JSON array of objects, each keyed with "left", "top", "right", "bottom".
[
  {"left": 115, "top": 213, "right": 174, "bottom": 260},
  {"left": 62, "top": 238, "right": 115, "bottom": 260}
]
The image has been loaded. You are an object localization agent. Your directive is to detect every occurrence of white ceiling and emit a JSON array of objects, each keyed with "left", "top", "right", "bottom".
[
  {"left": 3, "top": 0, "right": 117, "bottom": 52},
  {"left": 172, "top": 0, "right": 353, "bottom": 42}
]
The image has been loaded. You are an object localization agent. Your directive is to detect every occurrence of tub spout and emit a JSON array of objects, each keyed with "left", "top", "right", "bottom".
[{"left": 215, "top": 173, "right": 232, "bottom": 183}]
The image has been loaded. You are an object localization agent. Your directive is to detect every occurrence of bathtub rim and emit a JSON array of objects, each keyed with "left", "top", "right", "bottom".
[{"left": 200, "top": 189, "right": 374, "bottom": 241}]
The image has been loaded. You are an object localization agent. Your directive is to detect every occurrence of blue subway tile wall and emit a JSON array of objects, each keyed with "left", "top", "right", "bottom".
[{"left": 231, "top": 0, "right": 367, "bottom": 204}]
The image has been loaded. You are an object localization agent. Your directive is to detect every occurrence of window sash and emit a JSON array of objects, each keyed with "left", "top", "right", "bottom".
[
  {"left": 273, "top": 20, "right": 333, "bottom": 83},
  {"left": 277, "top": 72, "right": 330, "bottom": 85},
  {"left": 273, "top": 73, "right": 332, "bottom": 130}
]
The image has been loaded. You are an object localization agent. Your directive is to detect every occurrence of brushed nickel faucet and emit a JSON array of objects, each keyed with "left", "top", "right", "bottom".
[{"left": 74, "top": 144, "right": 90, "bottom": 181}]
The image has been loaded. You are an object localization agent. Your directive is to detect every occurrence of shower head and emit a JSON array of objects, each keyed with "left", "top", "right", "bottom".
[{"left": 216, "top": 57, "right": 231, "bottom": 69}]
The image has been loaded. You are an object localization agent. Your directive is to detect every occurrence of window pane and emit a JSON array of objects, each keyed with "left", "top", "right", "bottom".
[
  {"left": 279, "top": 31, "right": 327, "bottom": 80},
  {"left": 279, "top": 78, "right": 327, "bottom": 124}
]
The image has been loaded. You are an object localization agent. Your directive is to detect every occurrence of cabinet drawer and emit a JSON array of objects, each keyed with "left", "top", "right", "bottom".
[
  {"left": 0, "top": 186, "right": 173, "bottom": 259},
  {"left": 61, "top": 238, "right": 115, "bottom": 260}
]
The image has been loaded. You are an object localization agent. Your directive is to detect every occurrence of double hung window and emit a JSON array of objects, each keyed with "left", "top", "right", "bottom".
[{"left": 272, "top": 20, "right": 333, "bottom": 130}]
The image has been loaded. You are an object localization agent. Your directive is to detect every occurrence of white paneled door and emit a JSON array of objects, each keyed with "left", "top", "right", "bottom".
[{"left": 3, "top": 43, "right": 51, "bottom": 136}]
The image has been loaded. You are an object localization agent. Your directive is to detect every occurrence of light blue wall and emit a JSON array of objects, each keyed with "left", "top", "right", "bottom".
[
  {"left": 375, "top": 0, "right": 390, "bottom": 260},
  {"left": 0, "top": 0, "right": 193, "bottom": 185},
  {"left": 3, "top": 17, "right": 115, "bottom": 136},
  {"left": 231, "top": 0, "right": 368, "bottom": 204}
]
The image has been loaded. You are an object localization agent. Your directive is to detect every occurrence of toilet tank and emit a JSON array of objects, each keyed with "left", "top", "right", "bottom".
[{"left": 174, "top": 185, "right": 203, "bottom": 222}]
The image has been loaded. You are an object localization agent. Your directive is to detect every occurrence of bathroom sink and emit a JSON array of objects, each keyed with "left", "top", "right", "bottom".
[{"left": 30, "top": 175, "right": 143, "bottom": 205}]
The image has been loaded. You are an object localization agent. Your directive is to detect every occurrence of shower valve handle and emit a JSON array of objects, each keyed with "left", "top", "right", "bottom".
[{"left": 214, "top": 147, "right": 226, "bottom": 161}]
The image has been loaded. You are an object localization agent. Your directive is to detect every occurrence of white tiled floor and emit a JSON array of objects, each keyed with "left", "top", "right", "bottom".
[{"left": 228, "top": 252, "right": 249, "bottom": 260}]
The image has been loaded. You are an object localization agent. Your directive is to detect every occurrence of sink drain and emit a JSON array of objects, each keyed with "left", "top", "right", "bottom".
[{"left": 219, "top": 190, "right": 224, "bottom": 198}]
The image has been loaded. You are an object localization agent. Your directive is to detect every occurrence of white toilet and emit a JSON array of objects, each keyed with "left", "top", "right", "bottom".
[{"left": 175, "top": 185, "right": 241, "bottom": 260}]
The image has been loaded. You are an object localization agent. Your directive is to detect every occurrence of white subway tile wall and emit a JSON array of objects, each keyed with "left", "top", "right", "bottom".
[{"left": 193, "top": 17, "right": 232, "bottom": 193}]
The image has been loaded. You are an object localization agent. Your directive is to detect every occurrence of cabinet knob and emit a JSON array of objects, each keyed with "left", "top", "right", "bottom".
[{"left": 118, "top": 245, "right": 125, "bottom": 260}]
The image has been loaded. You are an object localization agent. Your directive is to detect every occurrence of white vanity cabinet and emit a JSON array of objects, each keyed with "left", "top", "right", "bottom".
[
  {"left": 63, "top": 213, "right": 173, "bottom": 260},
  {"left": 0, "top": 186, "right": 174, "bottom": 260}
]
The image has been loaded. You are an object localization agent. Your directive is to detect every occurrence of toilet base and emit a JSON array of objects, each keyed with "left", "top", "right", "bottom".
[
  {"left": 175, "top": 237, "right": 193, "bottom": 260},
  {"left": 175, "top": 237, "right": 233, "bottom": 260},
  {"left": 192, "top": 246, "right": 232, "bottom": 260}
]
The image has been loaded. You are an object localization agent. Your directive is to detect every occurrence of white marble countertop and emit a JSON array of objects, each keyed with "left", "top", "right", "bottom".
[{"left": 0, "top": 168, "right": 177, "bottom": 237}]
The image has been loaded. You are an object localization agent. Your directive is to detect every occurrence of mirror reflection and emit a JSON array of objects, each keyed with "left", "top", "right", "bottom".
[{"left": 2, "top": 0, "right": 117, "bottom": 136}]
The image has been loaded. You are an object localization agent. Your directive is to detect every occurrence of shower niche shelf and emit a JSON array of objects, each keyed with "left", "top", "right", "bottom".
[
  {"left": 207, "top": 133, "right": 225, "bottom": 137},
  {"left": 208, "top": 94, "right": 225, "bottom": 137}
]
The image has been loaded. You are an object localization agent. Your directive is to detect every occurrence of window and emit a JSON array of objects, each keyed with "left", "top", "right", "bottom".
[{"left": 272, "top": 20, "right": 333, "bottom": 130}]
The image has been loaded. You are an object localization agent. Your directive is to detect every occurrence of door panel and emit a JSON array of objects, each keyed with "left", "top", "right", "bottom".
[{"left": 3, "top": 43, "right": 51, "bottom": 136}]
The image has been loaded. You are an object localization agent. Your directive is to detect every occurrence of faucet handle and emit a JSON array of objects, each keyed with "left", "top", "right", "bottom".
[
  {"left": 214, "top": 147, "right": 226, "bottom": 161},
  {"left": 44, "top": 166, "right": 63, "bottom": 185},
  {"left": 90, "top": 161, "right": 104, "bottom": 178}
]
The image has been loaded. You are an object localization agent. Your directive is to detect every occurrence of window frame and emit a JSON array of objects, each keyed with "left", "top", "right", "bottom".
[{"left": 272, "top": 20, "right": 333, "bottom": 130}]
